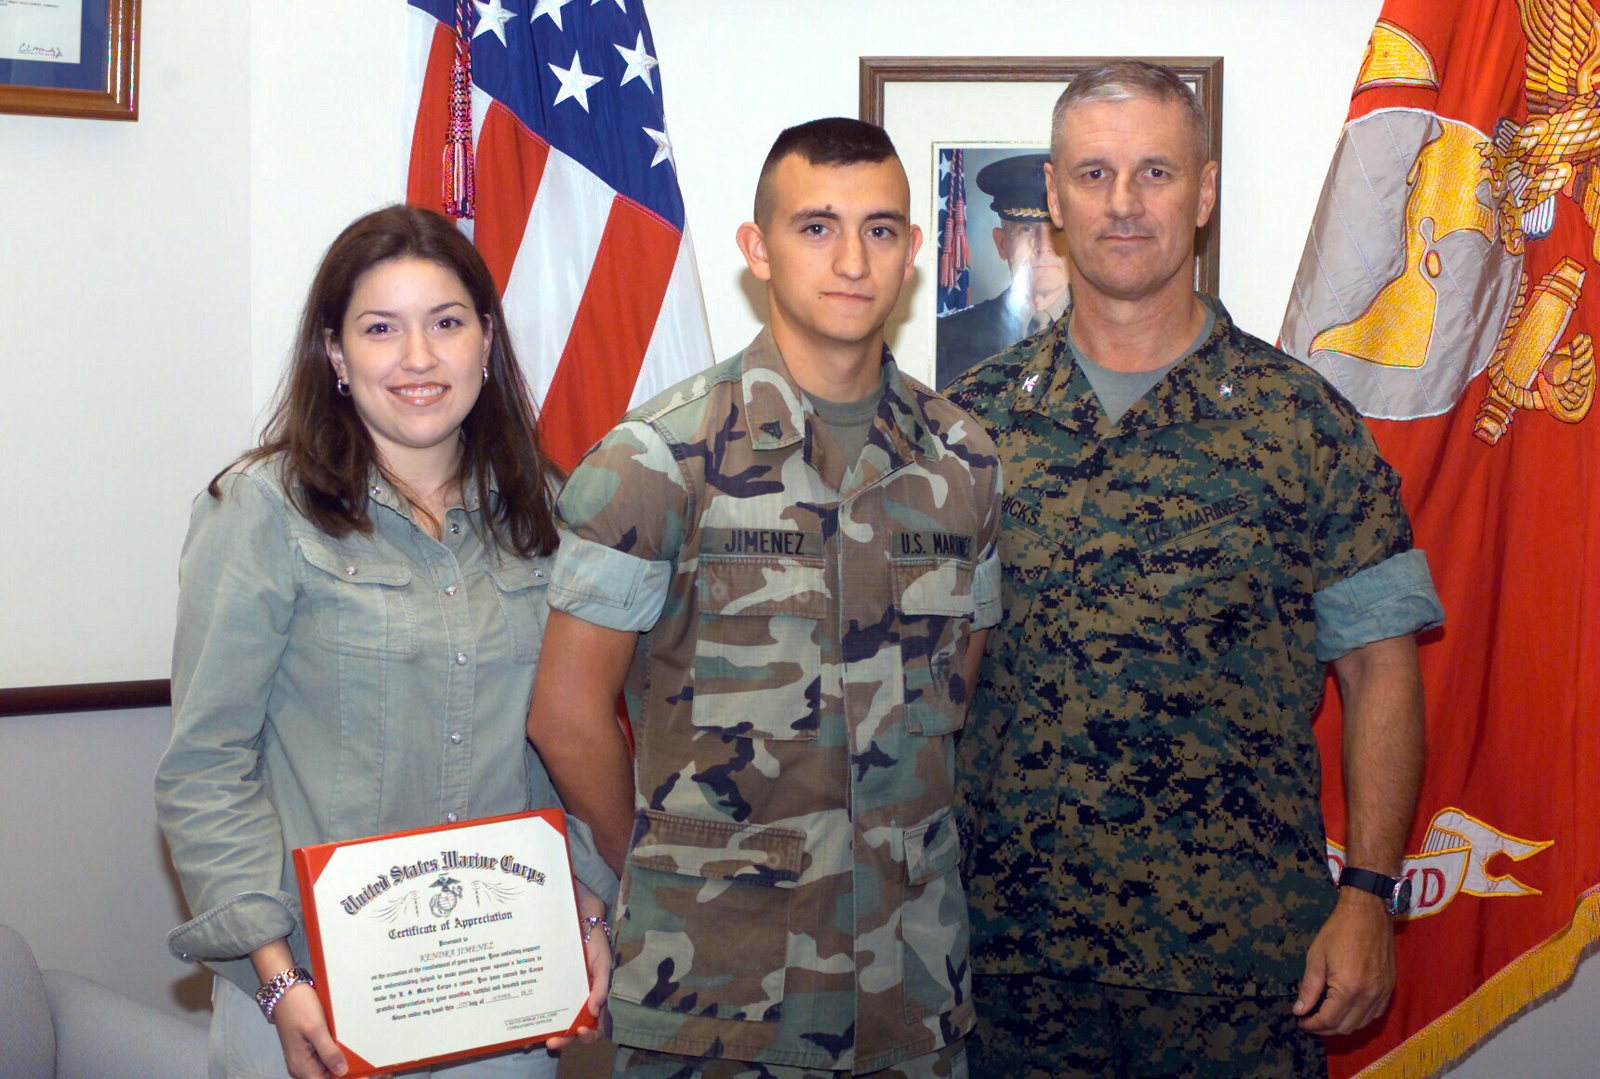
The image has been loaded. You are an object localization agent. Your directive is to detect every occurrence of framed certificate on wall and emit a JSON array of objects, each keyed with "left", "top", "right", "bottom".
[{"left": 0, "top": 0, "right": 139, "bottom": 120}]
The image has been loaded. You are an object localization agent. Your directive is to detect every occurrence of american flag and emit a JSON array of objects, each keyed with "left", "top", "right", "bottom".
[
  {"left": 404, "top": 0, "right": 713, "bottom": 471},
  {"left": 936, "top": 147, "right": 970, "bottom": 316}
]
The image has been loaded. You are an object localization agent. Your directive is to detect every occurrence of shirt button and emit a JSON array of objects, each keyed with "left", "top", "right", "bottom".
[
  {"left": 345, "top": 566, "right": 357, "bottom": 577},
  {"left": 449, "top": 731, "right": 462, "bottom": 745},
  {"left": 455, "top": 652, "right": 469, "bottom": 666},
  {"left": 445, "top": 812, "right": 458, "bottom": 824},
  {"left": 370, "top": 485, "right": 381, "bottom": 497},
  {"left": 445, "top": 585, "right": 458, "bottom": 596},
  {"left": 449, "top": 522, "right": 460, "bottom": 534}
]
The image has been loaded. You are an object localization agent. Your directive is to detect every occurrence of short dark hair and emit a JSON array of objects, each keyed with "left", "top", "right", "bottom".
[
  {"left": 753, "top": 117, "right": 899, "bottom": 225},
  {"left": 215, "top": 204, "right": 560, "bottom": 558},
  {"left": 1050, "top": 60, "right": 1209, "bottom": 163}
]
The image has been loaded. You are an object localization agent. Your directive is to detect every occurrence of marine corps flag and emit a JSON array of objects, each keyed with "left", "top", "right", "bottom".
[
  {"left": 403, "top": 0, "right": 713, "bottom": 471},
  {"left": 1282, "top": 2, "right": 1600, "bottom": 1074}
]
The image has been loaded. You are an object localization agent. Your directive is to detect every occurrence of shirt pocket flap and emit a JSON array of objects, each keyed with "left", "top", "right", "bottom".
[
  {"left": 697, "top": 557, "right": 827, "bottom": 620},
  {"left": 1139, "top": 520, "right": 1273, "bottom": 598},
  {"left": 629, "top": 809, "right": 805, "bottom": 888},
  {"left": 483, "top": 558, "right": 550, "bottom": 593},
  {"left": 296, "top": 536, "right": 413, "bottom": 586},
  {"left": 904, "top": 809, "right": 961, "bottom": 887}
]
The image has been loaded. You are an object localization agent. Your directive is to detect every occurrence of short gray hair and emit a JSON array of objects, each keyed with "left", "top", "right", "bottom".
[{"left": 1050, "top": 60, "right": 1209, "bottom": 163}]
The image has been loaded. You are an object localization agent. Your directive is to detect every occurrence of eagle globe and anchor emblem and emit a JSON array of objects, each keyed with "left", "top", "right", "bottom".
[
  {"left": 428, "top": 875, "right": 464, "bottom": 918},
  {"left": 1283, "top": 0, "right": 1598, "bottom": 441}
]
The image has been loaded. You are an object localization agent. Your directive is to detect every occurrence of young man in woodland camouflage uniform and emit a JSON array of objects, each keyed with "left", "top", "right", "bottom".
[
  {"left": 944, "top": 61, "right": 1445, "bottom": 1078},
  {"left": 527, "top": 118, "right": 1002, "bottom": 1078}
]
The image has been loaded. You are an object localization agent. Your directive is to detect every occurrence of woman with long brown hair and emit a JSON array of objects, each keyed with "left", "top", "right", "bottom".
[{"left": 155, "top": 205, "right": 613, "bottom": 1079}]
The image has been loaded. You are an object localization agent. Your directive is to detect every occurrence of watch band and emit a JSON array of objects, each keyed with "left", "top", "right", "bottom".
[
  {"left": 1338, "top": 866, "right": 1412, "bottom": 915},
  {"left": 254, "top": 966, "right": 315, "bottom": 1023}
]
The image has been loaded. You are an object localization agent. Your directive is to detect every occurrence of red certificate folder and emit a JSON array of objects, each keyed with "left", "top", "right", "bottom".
[{"left": 293, "top": 809, "right": 592, "bottom": 1078}]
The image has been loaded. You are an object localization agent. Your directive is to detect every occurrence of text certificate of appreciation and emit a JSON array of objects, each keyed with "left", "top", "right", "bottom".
[{"left": 293, "top": 810, "right": 591, "bottom": 1077}]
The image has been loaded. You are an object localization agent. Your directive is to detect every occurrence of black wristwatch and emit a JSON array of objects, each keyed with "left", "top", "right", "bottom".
[{"left": 1338, "top": 866, "right": 1412, "bottom": 915}]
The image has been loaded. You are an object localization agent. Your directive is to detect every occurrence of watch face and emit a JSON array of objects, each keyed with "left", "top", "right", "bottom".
[{"left": 1392, "top": 876, "right": 1414, "bottom": 915}]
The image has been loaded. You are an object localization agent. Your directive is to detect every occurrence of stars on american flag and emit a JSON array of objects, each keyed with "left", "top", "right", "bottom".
[
  {"left": 462, "top": 0, "right": 676, "bottom": 187},
  {"left": 615, "top": 32, "right": 658, "bottom": 91},
  {"left": 549, "top": 49, "right": 604, "bottom": 110},
  {"left": 643, "top": 127, "right": 673, "bottom": 169},
  {"left": 472, "top": 0, "right": 517, "bottom": 44},
  {"left": 532, "top": 0, "right": 578, "bottom": 30},
  {"left": 514, "top": 2, "right": 669, "bottom": 156}
]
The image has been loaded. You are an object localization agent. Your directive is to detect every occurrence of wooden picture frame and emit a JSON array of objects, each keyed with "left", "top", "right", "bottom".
[
  {"left": 860, "top": 56, "right": 1222, "bottom": 385},
  {"left": 0, "top": 0, "right": 140, "bottom": 121}
]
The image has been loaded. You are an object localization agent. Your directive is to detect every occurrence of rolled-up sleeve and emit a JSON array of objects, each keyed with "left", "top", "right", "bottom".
[
  {"left": 1313, "top": 548, "right": 1445, "bottom": 662},
  {"left": 155, "top": 472, "right": 301, "bottom": 966},
  {"left": 549, "top": 420, "right": 685, "bottom": 631},
  {"left": 548, "top": 532, "right": 672, "bottom": 632}
]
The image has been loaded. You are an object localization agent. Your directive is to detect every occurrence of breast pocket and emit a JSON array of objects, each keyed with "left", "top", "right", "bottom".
[
  {"left": 1137, "top": 518, "right": 1277, "bottom": 663},
  {"left": 892, "top": 548, "right": 976, "bottom": 736},
  {"left": 295, "top": 536, "right": 419, "bottom": 658},
  {"left": 611, "top": 810, "right": 804, "bottom": 1022},
  {"left": 484, "top": 559, "right": 549, "bottom": 664},
  {"left": 693, "top": 556, "right": 826, "bottom": 741}
]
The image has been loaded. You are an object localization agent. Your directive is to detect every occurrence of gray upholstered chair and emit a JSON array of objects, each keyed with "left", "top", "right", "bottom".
[{"left": 0, "top": 922, "right": 207, "bottom": 1079}]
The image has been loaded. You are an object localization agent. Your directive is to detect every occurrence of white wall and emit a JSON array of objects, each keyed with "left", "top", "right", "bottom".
[
  {"left": 0, "top": 0, "right": 253, "bottom": 689},
  {"left": 0, "top": 2, "right": 1593, "bottom": 1072}
]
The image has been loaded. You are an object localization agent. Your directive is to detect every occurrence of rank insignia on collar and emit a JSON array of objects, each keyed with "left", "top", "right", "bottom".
[
  {"left": 1022, "top": 373, "right": 1040, "bottom": 394},
  {"left": 1218, "top": 381, "right": 1235, "bottom": 399}
]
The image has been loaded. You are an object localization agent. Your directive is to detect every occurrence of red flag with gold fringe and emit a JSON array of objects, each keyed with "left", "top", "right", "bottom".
[{"left": 1282, "top": 2, "right": 1600, "bottom": 1074}]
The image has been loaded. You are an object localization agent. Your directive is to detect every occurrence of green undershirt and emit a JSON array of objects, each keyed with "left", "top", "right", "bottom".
[{"left": 1071, "top": 304, "right": 1217, "bottom": 425}]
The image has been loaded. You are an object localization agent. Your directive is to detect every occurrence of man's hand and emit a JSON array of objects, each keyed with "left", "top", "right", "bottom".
[
  {"left": 1293, "top": 889, "right": 1396, "bottom": 1035},
  {"left": 1295, "top": 631, "right": 1425, "bottom": 1037},
  {"left": 271, "top": 982, "right": 349, "bottom": 1079}
]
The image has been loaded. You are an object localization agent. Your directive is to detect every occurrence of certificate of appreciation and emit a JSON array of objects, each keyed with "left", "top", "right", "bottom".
[{"left": 293, "top": 810, "right": 592, "bottom": 1077}]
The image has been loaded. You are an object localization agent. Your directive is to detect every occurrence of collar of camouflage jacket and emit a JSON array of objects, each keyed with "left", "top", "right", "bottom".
[
  {"left": 737, "top": 326, "right": 942, "bottom": 465},
  {"left": 1007, "top": 296, "right": 1250, "bottom": 436}
]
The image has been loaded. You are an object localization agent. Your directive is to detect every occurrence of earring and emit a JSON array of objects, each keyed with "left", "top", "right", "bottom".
[
  {"left": 481, "top": 366, "right": 490, "bottom": 385},
  {"left": 335, "top": 377, "right": 351, "bottom": 397}
]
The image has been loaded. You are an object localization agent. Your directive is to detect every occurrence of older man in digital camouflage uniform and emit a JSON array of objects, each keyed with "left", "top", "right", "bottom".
[
  {"left": 944, "top": 61, "right": 1445, "bottom": 1078},
  {"left": 527, "top": 117, "right": 1002, "bottom": 1079}
]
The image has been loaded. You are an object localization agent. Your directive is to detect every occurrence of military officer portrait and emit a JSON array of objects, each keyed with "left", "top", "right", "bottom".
[{"left": 935, "top": 151, "right": 1070, "bottom": 388}]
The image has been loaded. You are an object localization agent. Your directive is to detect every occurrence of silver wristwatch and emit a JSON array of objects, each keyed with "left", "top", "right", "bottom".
[{"left": 254, "top": 966, "right": 315, "bottom": 1023}]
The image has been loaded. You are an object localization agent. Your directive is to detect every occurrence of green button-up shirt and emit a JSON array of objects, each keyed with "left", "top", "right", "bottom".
[{"left": 155, "top": 458, "right": 615, "bottom": 996}]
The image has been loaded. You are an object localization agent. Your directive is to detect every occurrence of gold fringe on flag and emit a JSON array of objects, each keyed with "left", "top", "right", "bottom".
[{"left": 1356, "top": 887, "right": 1600, "bottom": 1077}]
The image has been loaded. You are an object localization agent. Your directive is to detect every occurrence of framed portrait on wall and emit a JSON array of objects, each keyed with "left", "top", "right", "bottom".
[
  {"left": 0, "top": 0, "right": 140, "bottom": 120},
  {"left": 860, "top": 56, "right": 1222, "bottom": 388}
]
